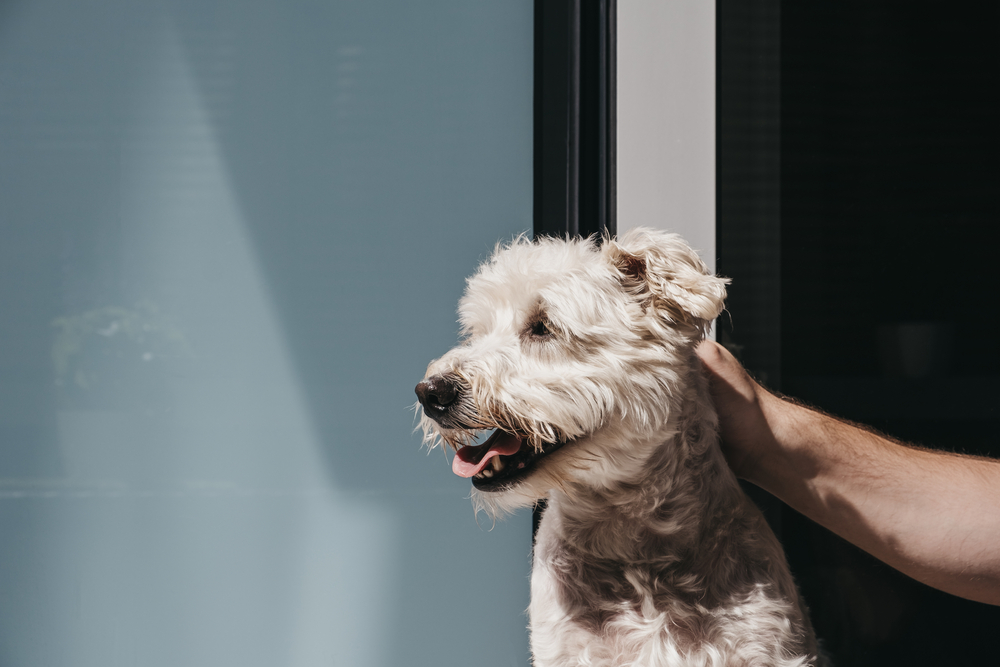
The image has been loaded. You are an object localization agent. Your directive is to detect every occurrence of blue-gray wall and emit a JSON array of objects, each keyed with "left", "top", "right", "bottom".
[{"left": 0, "top": 1, "right": 533, "bottom": 665}]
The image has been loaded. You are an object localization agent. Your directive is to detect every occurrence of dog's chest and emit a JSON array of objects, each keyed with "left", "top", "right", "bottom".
[
  {"left": 529, "top": 552, "right": 737, "bottom": 667},
  {"left": 527, "top": 504, "right": 815, "bottom": 667},
  {"left": 528, "top": 513, "right": 703, "bottom": 666}
]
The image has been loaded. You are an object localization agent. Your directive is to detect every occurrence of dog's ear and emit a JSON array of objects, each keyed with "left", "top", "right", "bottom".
[{"left": 602, "top": 228, "right": 729, "bottom": 332}]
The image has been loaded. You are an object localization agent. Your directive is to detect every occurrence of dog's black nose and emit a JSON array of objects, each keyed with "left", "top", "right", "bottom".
[{"left": 415, "top": 374, "right": 460, "bottom": 413}]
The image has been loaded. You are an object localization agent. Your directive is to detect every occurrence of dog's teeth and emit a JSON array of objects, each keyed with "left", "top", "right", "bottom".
[
  {"left": 480, "top": 468, "right": 494, "bottom": 478},
  {"left": 492, "top": 457, "right": 504, "bottom": 472}
]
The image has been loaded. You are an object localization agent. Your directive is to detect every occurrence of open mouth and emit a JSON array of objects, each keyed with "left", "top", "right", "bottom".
[{"left": 452, "top": 429, "right": 567, "bottom": 492}]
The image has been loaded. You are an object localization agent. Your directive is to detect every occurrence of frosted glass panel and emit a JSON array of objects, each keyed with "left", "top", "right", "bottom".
[{"left": 0, "top": 1, "right": 533, "bottom": 665}]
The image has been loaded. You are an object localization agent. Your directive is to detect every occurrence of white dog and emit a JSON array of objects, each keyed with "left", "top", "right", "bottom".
[{"left": 416, "top": 229, "right": 817, "bottom": 667}]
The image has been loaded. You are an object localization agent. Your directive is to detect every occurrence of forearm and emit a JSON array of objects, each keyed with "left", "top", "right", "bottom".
[{"left": 754, "top": 391, "right": 1000, "bottom": 605}]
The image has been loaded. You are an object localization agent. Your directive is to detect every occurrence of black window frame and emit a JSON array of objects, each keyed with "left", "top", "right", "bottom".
[{"left": 531, "top": 0, "right": 617, "bottom": 537}]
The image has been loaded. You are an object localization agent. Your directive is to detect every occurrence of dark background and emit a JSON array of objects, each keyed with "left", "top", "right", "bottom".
[{"left": 719, "top": 1, "right": 1000, "bottom": 664}]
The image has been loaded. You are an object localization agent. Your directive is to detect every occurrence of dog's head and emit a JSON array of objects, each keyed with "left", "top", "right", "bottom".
[{"left": 416, "top": 228, "right": 728, "bottom": 516}]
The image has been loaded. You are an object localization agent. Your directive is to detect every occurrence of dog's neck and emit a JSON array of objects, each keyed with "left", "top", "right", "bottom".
[{"left": 545, "top": 365, "right": 745, "bottom": 564}]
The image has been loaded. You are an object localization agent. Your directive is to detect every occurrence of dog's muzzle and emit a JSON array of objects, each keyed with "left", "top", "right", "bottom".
[{"left": 416, "top": 372, "right": 572, "bottom": 492}]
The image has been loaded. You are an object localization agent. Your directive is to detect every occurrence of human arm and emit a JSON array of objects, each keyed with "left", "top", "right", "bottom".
[{"left": 696, "top": 339, "right": 1000, "bottom": 606}]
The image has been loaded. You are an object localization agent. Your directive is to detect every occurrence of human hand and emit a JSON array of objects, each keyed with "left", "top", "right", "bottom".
[{"left": 695, "top": 340, "right": 781, "bottom": 484}]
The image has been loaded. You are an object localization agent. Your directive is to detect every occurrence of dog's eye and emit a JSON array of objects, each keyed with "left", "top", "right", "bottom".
[{"left": 529, "top": 320, "right": 552, "bottom": 338}]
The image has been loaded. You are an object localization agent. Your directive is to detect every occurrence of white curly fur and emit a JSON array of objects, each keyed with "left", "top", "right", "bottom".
[{"left": 417, "top": 229, "right": 818, "bottom": 666}]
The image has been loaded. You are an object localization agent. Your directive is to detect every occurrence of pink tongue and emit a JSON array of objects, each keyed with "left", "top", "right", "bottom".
[{"left": 452, "top": 431, "right": 523, "bottom": 478}]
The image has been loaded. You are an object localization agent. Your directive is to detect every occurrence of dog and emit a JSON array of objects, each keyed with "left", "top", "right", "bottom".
[{"left": 415, "top": 229, "right": 817, "bottom": 667}]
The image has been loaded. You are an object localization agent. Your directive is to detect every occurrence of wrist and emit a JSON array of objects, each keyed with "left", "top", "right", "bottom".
[{"left": 747, "top": 390, "right": 817, "bottom": 501}]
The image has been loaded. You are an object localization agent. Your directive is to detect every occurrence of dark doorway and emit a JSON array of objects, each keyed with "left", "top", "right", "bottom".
[{"left": 719, "top": 2, "right": 1000, "bottom": 664}]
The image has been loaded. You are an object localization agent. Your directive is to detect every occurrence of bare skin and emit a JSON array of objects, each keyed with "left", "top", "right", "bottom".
[{"left": 696, "top": 340, "right": 1000, "bottom": 606}]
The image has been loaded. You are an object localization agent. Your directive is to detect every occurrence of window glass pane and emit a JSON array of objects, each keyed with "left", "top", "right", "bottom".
[{"left": 0, "top": 1, "right": 533, "bottom": 665}]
